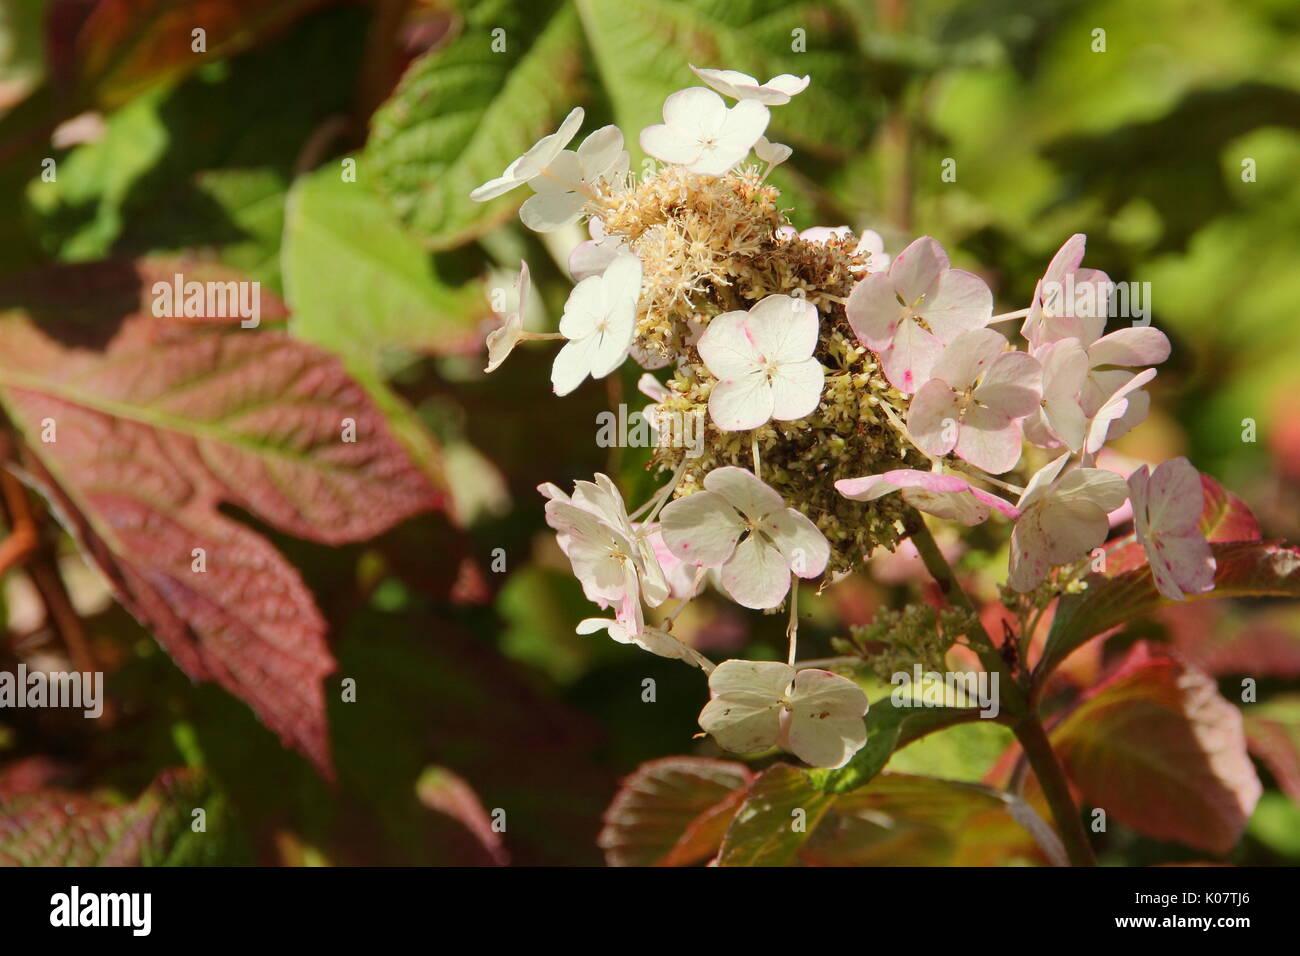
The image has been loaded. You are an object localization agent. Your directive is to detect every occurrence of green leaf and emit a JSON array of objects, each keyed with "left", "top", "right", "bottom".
[
  {"left": 367, "top": 0, "right": 586, "bottom": 248},
  {"left": 283, "top": 167, "right": 490, "bottom": 376},
  {"left": 1039, "top": 540, "right": 1300, "bottom": 682},
  {"left": 575, "top": 0, "right": 874, "bottom": 164},
  {"left": 810, "top": 695, "right": 986, "bottom": 794},
  {"left": 802, "top": 772, "right": 1060, "bottom": 867},
  {"left": 716, "top": 763, "right": 832, "bottom": 866}
]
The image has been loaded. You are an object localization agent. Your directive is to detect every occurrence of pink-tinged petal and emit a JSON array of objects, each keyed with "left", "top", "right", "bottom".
[
  {"left": 900, "top": 487, "right": 991, "bottom": 525},
  {"left": 1008, "top": 513, "right": 1053, "bottom": 592},
  {"left": 845, "top": 272, "right": 905, "bottom": 350},
  {"left": 708, "top": 373, "right": 773, "bottom": 431},
  {"left": 703, "top": 466, "right": 786, "bottom": 520},
  {"left": 746, "top": 294, "right": 819, "bottom": 361},
  {"left": 660, "top": 490, "right": 745, "bottom": 567},
  {"left": 1147, "top": 458, "right": 1204, "bottom": 531},
  {"left": 1104, "top": 387, "right": 1150, "bottom": 442},
  {"left": 769, "top": 357, "right": 825, "bottom": 421},
  {"left": 955, "top": 405, "right": 1023, "bottom": 474},
  {"left": 1084, "top": 367, "right": 1157, "bottom": 454},
  {"left": 889, "top": 236, "right": 948, "bottom": 305},
  {"left": 698, "top": 309, "right": 763, "bottom": 380},
  {"left": 721, "top": 535, "right": 793, "bottom": 609},
  {"left": 923, "top": 268, "right": 993, "bottom": 340},
  {"left": 968, "top": 486, "right": 1020, "bottom": 520},
  {"left": 882, "top": 318, "right": 943, "bottom": 393},
  {"left": 975, "top": 351, "right": 1042, "bottom": 418},
  {"left": 761, "top": 507, "right": 830, "bottom": 578},
  {"left": 906, "top": 378, "right": 960, "bottom": 456},
  {"left": 834, "top": 474, "right": 897, "bottom": 501},
  {"left": 1071, "top": 268, "right": 1112, "bottom": 336},
  {"left": 1088, "top": 327, "right": 1171, "bottom": 368},
  {"left": 932, "top": 327, "right": 1007, "bottom": 389},
  {"left": 1149, "top": 530, "right": 1217, "bottom": 601},
  {"left": 1043, "top": 234, "right": 1087, "bottom": 288}
]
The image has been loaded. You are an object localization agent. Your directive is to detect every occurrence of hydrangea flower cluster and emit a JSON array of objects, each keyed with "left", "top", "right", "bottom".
[{"left": 472, "top": 67, "right": 1217, "bottom": 769}]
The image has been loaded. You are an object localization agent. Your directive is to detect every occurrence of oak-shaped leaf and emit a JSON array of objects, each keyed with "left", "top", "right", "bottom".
[
  {"left": 0, "top": 260, "right": 441, "bottom": 775},
  {"left": 1051, "top": 644, "right": 1262, "bottom": 855},
  {"left": 597, "top": 757, "right": 753, "bottom": 867},
  {"left": 0, "top": 767, "right": 242, "bottom": 865}
]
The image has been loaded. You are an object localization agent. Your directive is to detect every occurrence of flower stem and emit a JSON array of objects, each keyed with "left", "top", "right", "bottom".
[
  {"left": 905, "top": 516, "right": 1025, "bottom": 717},
  {"left": 786, "top": 575, "right": 799, "bottom": 666},
  {"left": 908, "top": 514, "right": 1094, "bottom": 866},
  {"left": 1013, "top": 714, "right": 1097, "bottom": 866}
]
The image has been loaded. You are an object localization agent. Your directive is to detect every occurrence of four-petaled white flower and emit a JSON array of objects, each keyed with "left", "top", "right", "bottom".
[
  {"left": 660, "top": 466, "right": 829, "bottom": 609},
  {"left": 640, "top": 88, "right": 769, "bottom": 176},
  {"left": 836, "top": 469, "right": 1018, "bottom": 526},
  {"left": 519, "top": 125, "right": 628, "bottom": 232},
  {"left": 1008, "top": 454, "right": 1130, "bottom": 592},
  {"left": 754, "top": 135, "right": 792, "bottom": 169},
  {"left": 697, "top": 294, "right": 825, "bottom": 431},
  {"left": 1128, "top": 457, "right": 1217, "bottom": 601},
  {"left": 698, "top": 659, "right": 868, "bottom": 768},
  {"left": 470, "top": 107, "right": 585, "bottom": 202},
  {"left": 906, "top": 327, "right": 1042, "bottom": 474},
  {"left": 552, "top": 253, "right": 643, "bottom": 396},
  {"left": 846, "top": 236, "right": 993, "bottom": 393},
  {"left": 689, "top": 65, "right": 810, "bottom": 105},
  {"left": 540, "top": 473, "right": 669, "bottom": 608},
  {"left": 484, "top": 260, "right": 530, "bottom": 373}
]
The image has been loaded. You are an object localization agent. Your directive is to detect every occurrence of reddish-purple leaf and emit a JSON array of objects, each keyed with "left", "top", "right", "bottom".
[
  {"left": 416, "top": 766, "right": 509, "bottom": 866},
  {"left": 1198, "top": 473, "right": 1262, "bottom": 543},
  {"left": 1039, "top": 540, "right": 1300, "bottom": 681},
  {"left": 598, "top": 757, "right": 753, "bottom": 867},
  {"left": 1051, "top": 645, "right": 1262, "bottom": 855},
  {"left": 0, "top": 767, "right": 221, "bottom": 865},
  {"left": 47, "top": 0, "right": 325, "bottom": 109},
  {"left": 0, "top": 261, "right": 442, "bottom": 775}
]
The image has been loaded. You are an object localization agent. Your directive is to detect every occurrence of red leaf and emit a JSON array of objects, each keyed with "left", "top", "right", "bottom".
[
  {"left": 1051, "top": 645, "right": 1262, "bottom": 855},
  {"left": 598, "top": 757, "right": 752, "bottom": 867},
  {"left": 1039, "top": 540, "right": 1300, "bottom": 681},
  {"left": 1198, "top": 473, "right": 1262, "bottom": 543},
  {"left": 1103, "top": 473, "right": 1261, "bottom": 576},
  {"left": 47, "top": 0, "right": 325, "bottom": 108},
  {"left": 416, "top": 766, "right": 509, "bottom": 866},
  {"left": 0, "top": 261, "right": 442, "bottom": 775},
  {"left": 0, "top": 767, "right": 220, "bottom": 865}
]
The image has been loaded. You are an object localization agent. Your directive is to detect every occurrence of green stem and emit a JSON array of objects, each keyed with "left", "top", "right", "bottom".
[
  {"left": 907, "top": 513, "right": 1095, "bottom": 866},
  {"left": 1013, "top": 714, "right": 1097, "bottom": 867},
  {"left": 905, "top": 516, "right": 1026, "bottom": 717}
]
